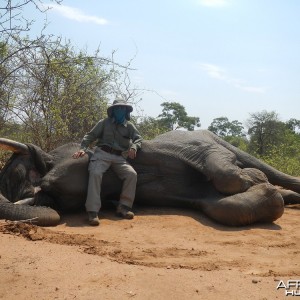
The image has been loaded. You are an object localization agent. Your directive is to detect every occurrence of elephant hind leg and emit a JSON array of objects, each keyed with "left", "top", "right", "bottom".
[{"left": 200, "top": 183, "right": 284, "bottom": 226}]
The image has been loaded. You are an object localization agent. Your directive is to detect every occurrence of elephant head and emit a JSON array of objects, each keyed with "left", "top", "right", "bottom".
[
  {"left": 0, "top": 138, "right": 52, "bottom": 202},
  {"left": 0, "top": 138, "right": 59, "bottom": 225}
]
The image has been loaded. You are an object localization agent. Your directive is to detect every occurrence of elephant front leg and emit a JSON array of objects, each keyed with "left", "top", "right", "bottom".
[
  {"left": 198, "top": 183, "right": 284, "bottom": 226},
  {"left": 205, "top": 152, "right": 269, "bottom": 195}
]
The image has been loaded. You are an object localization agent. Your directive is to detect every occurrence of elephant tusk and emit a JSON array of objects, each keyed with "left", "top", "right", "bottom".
[{"left": 0, "top": 138, "right": 29, "bottom": 154}]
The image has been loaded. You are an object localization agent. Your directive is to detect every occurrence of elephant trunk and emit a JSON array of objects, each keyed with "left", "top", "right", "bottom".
[{"left": 0, "top": 202, "right": 60, "bottom": 226}]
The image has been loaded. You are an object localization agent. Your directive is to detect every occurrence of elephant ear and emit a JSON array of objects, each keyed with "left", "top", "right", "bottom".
[
  {"left": 0, "top": 138, "right": 29, "bottom": 154},
  {"left": 26, "top": 144, "right": 54, "bottom": 176}
]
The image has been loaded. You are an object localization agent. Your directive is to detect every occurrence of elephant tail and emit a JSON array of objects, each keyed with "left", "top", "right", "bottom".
[{"left": 0, "top": 202, "right": 60, "bottom": 226}]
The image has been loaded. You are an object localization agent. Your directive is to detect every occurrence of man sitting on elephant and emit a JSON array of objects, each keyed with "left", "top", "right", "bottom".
[{"left": 72, "top": 98, "right": 142, "bottom": 226}]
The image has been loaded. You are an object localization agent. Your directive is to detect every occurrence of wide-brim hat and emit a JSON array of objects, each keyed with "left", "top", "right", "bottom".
[{"left": 107, "top": 98, "right": 133, "bottom": 118}]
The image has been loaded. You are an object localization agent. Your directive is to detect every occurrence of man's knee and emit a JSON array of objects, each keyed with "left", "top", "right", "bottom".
[
  {"left": 123, "top": 167, "right": 137, "bottom": 183},
  {"left": 88, "top": 170, "right": 104, "bottom": 181},
  {"left": 127, "top": 168, "right": 137, "bottom": 180}
]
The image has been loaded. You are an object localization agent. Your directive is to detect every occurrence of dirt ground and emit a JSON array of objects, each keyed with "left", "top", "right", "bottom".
[{"left": 0, "top": 204, "right": 299, "bottom": 300}]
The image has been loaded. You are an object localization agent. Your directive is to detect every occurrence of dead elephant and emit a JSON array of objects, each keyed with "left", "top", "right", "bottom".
[{"left": 0, "top": 130, "right": 300, "bottom": 226}]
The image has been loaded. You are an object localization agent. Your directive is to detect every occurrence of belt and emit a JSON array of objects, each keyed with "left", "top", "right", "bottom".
[{"left": 100, "top": 145, "right": 123, "bottom": 156}]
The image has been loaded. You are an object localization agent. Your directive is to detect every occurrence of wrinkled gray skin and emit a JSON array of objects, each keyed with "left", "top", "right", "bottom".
[{"left": 1, "top": 130, "right": 300, "bottom": 227}]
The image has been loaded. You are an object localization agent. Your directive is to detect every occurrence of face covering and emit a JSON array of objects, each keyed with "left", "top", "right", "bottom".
[{"left": 113, "top": 106, "right": 126, "bottom": 124}]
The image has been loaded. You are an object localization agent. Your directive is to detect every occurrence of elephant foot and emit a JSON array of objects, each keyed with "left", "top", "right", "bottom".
[{"left": 201, "top": 183, "right": 284, "bottom": 226}]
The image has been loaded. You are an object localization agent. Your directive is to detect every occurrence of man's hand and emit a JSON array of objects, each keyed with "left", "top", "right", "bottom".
[
  {"left": 128, "top": 148, "right": 137, "bottom": 159},
  {"left": 72, "top": 150, "right": 86, "bottom": 159}
]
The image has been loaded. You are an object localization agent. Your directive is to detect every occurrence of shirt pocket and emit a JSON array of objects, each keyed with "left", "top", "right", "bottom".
[
  {"left": 117, "top": 126, "right": 130, "bottom": 139},
  {"left": 102, "top": 129, "right": 114, "bottom": 144},
  {"left": 116, "top": 127, "right": 131, "bottom": 146}
]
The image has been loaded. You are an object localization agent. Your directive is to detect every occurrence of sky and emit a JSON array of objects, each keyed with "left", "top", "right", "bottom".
[{"left": 23, "top": 0, "right": 300, "bottom": 129}]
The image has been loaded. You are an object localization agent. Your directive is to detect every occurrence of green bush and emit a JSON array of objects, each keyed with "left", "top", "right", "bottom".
[{"left": 256, "top": 129, "right": 300, "bottom": 176}]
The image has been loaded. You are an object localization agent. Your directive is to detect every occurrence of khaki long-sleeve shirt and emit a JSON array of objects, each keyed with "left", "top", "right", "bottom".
[{"left": 80, "top": 117, "right": 142, "bottom": 153}]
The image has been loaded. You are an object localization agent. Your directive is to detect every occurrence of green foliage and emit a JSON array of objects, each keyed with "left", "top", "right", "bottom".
[
  {"left": 0, "top": 42, "right": 7, "bottom": 57},
  {"left": 135, "top": 102, "right": 201, "bottom": 140},
  {"left": 245, "top": 111, "right": 300, "bottom": 176},
  {"left": 286, "top": 118, "right": 300, "bottom": 134},
  {"left": 1, "top": 37, "right": 117, "bottom": 150},
  {"left": 258, "top": 130, "right": 300, "bottom": 176},
  {"left": 0, "top": 150, "right": 10, "bottom": 170},
  {"left": 223, "top": 136, "right": 249, "bottom": 152},
  {"left": 247, "top": 110, "right": 286, "bottom": 156},
  {"left": 35, "top": 44, "right": 110, "bottom": 149},
  {"left": 208, "top": 112, "right": 300, "bottom": 176},
  {"left": 136, "top": 117, "right": 168, "bottom": 140},
  {"left": 0, "top": 42, "right": 9, "bottom": 125},
  {"left": 0, "top": 121, "right": 26, "bottom": 169},
  {"left": 208, "top": 117, "right": 247, "bottom": 151},
  {"left": 158, "top": 102, "right": 200, "bottom": 131},
  {"left": 208, "top": 117, "right": 245, "bottom": 137}
]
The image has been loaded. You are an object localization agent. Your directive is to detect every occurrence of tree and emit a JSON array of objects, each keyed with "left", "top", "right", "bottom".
[
  {"left": 245, "top": 111, "right": 300, "bottom": 176},
  {"left": 157, "top": 102, "right": 200, "bottom": 131},
  {"left": 286, "top": 118, "right": 300, "bottom": 134},
  {"left": 1, "top": 0, "right": 62, "bottom": 135},
  {"left": 208, "top": 117, "right": 244, "bottom": 137},
  {"left": 261, "top": 130, "right": 300, "bottom": 176},
  {"left": 246, "top": 111, "right": 286, "bottom": 156},
  {"left": 0, "top": 1, "right": 63, "bottom": 85},
  {"left": 0, "top": 42, "right": 9, "bottom": 129},
  {"left": 136, "top": 117, "right": 168, "bottom": 140},
  {"left": 208, "top": 117, "right": 247, "bottom": 149},
  {"left": 1, "top": 1, "right": 140, "bottom": 150},
  {"left": 2, "top": 37, "right": 120, "bottom": 150},
  {"left": 0, "top": 0, "right": 62, "bottom": 39}
]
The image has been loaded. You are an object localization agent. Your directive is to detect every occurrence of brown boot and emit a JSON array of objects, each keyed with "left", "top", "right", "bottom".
[
  {"left": 116, "top": 204, "right": 134, "bottom": 219},
  {"left": 87, "top": 211, "right": 100, "bottom": 226}
]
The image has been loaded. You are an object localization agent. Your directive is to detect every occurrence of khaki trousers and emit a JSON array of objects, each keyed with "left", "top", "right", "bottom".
[{"left": 85, "top": 147, "right": 137, "bottom": 212}]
